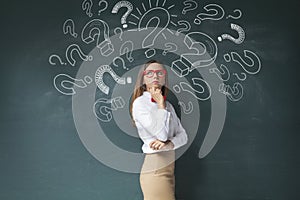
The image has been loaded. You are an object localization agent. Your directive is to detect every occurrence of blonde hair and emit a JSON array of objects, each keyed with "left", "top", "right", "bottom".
[{"left": 129, "top": 60, "right": 168, "bottom": 122}]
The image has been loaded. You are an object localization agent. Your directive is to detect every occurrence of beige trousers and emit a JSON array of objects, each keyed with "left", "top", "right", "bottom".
[{"left": 140, "top": 150, "right": 176, "bottom": 200}]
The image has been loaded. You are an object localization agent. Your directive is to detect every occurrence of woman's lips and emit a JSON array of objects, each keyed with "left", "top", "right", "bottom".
[{"left": 152, "top": 81, "right": 159, "bottom": 84}]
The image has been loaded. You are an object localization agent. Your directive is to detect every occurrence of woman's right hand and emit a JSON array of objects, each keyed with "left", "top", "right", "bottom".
[{"left": 149, "top": 87, "right": 165, "bottom": 109}]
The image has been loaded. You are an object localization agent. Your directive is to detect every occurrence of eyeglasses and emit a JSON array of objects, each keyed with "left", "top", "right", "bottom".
[{"left": 143, "top": 69, "right": 167, "bottom": 78}]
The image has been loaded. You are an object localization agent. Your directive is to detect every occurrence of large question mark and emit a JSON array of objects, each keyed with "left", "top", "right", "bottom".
[
  {"left": 81, "top": 19, "right": 114, "bottom": 57},
  {"left": 119, "top": 40, "right": 134, "bottom": 62},
  {"left": 182, "top": 0, "right": 198, "bottom": 14},
  {"left": 82, "top": 0, "right": 93, "bottom": 17},
  {"left": 98, "top": 0, "right": 108, "bottom": 15},
  {"left": 226, "top": 9, "right": 242, "bottom": 19},
  {"left": 65, "top": 44, "right": 93, "bottom": 66},
  {"left": 93, "top": 97, "right": 125, "bottom": 122},
  {"left": 94, "top": 65, "right": 132, "bottom": 95},
  {"left": 49, "top": 54, "right": 67, "bottom": 66},
  {"left": 225, "top": 50, "right": 261, "bottom": 75},
  {"left": 217, "top": 23, "right": 245, "bottom": 44},
  {"left": 175, "top": 20, "right": 191, "bottom": 36},
  {"left": 63, "top": 19, "right": 77, "bottom": 38},
  {"left": 162, "top": 42, "right": 178, "bottom": 55},
  {"left": 111, "top": 1, "right": 133, "bottom": 28},
  {"left": 171, "top": 32, "right": 218, "bottom": 77},
  {"left": 209, "top": 64, "right": 230, "bottom": 81},
  {"left": 173, "top": 78, "right": 212, "bottom": 101},
  {"left": 138, "top": 7, "right": 170, "bottom": 58},
  {"left": 53, "top": 73, "right": 92, "bottom": 95},
  {"left": 219, "top": 82, "right": 243, "bottom": 102},
  {"left": 194, "top": 4, "right": 225, "bottom": 25}
]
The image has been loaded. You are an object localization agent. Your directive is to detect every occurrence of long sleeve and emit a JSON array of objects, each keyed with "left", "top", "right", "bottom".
[
  {"left": 168, "top": 103, "right": 188, "bottom": 150},
  {"left": 132, "top": 98, "right": 170, "bottom": 143}
]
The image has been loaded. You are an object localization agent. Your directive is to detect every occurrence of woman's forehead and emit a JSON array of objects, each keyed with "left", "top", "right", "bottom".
[{"left": 145, "top": 63, "right": 164, "bottom": 70}]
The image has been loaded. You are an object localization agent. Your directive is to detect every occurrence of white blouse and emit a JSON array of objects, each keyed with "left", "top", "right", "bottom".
[{"left": 132, "top": 91, "right": 188, "bottom": 153}]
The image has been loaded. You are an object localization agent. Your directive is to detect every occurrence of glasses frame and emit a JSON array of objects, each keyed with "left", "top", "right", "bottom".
[{"left": 143, "top": 69, "right": 167, "bottom": 78}]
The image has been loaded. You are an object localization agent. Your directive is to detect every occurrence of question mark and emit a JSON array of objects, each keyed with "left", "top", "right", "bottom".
[
  {"left": 178, "top": 101, "right": 194, "bottom": 114},
  {"left": 171, "top": 32, "right": 218, "bottom": 77},
  {"left": 111, "top": 1, "right": 133, "bottom": 28},
  {"left": 114, "top": 27, "right": 124, "bottom": 41},
  {"left": 98, "top": 0, "right": 108, "bottom": 15},
  {"left": 225, "top": 50, "right": 261, "bottom": 75},
  {"left": 81, "top": 19, "right": 114, "bottom": 57},
  {"left": 63, "top": 19, "right": 77, "bottom": 38},
  {"left": 182, "top": 0, "right": 198, "bottom": 14},
  {"left": 219, "top": 82, "right": 243, "bottom": 102},
  {"left": 53, "top": 73, "right": 92, "bottom": 95},
  {"left": 217, "top": 23, "right": 245, "bottom": 44},
  {"left": 233, "top": 72, "right": 247, "bottom": 81},
  {"left": 95, "top": 65, "right": 132, "bottom": 95},
  {"left": 162, "top": 42, "right": 178, "bottom": 55},
  {"left": 93, "top": 97, "right": 125, "bottom": 122},
  {"left": 173, "top": 78, "right": 212, "bottom": 101},
  {"left": 65, "top": 44, "right": 93, "bottom": 66},
  {"left": 138, "top": 7, "right": 170, "bottom": 58},
  {"left": 209, "top": 64, "right": 230, "bottom": 81},
  {"left": 113, "top": 56, "right": 127, "bottom": 70},
  {"left": 82, "top": 0, "right": 93, "bottom": 17},
  {"left": 119, "top": 40, "right": 134, "bottom": 62},
  {"left": 226, "top": 9, "right": 242, "bottom": 19},
  {"left": 175, "top": 20, "right": 191, "bottom": 36},
  {"left": 194, "top": 4, "right": 225, "bottom": 25},
  {"left": 49, "top": 54, "right": 67, "bottom": 66}
]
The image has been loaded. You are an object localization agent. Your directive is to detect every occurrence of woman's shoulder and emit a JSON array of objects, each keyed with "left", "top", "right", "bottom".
[{"left": 133, "top": 94, "right": 147, "bottom": 106}]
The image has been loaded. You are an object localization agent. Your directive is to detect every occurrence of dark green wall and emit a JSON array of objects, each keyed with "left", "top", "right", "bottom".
[{"left": 0, "top": 0, "right": 299, "bottom": 199}]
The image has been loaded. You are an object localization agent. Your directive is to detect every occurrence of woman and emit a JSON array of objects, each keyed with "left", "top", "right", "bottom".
[{"left": 130, "top": 60, "right": 188, "bottom": 200}]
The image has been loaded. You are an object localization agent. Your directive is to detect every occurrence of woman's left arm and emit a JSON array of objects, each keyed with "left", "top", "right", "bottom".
[{"left": 169, "top": 104, "right": 188, "bottom": 150}]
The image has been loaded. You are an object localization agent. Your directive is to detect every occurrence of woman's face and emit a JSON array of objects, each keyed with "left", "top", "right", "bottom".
[{"left": 143, "top": 63, "right": 166, "bottom": 89}]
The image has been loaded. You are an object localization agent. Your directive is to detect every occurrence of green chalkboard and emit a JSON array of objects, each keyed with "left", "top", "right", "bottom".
[{"left": 0, "top": 0, "right": 299, "bottom": 199}]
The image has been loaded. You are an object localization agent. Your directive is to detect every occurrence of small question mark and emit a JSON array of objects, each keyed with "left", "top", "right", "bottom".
[
  {"left": 82, "top": 0, "right": 93, "bottom": 17},
  {"left": 65, "top": 44, "right": 93, "bottom": 66},
  {"left": 111, "top": 1, "right": 133, "bottom": 28},
  {"left": 182, "top": 0, "right": 198, "bottom": 14},
  {"left": 113, "top": 56, "right": 127, "bottom": 70},
  {"left": 171, "top": 32, "right": 217, "bottom": 77},
  {"left": 95, "top": 65, "right": 132, "bottom": 95},
  {"left": 49, "top": 54, "right": 67, "bottom": 66},
  {"left": 175, "top": 20, "right": 191, "bottom": 36},
  {"left": 81, "top": 19, "right": 114, "bottom": 57},
  {"left": 114, "top": 27, "right": 123, "bottom": 41},
  {"left": 162, "top": 42, "right": 178, "bottom": 55},
  {"left": 209, "top": 64, "right": 230, "bottom": 81},
  {"left": 226, "top": 9, "right": 242, "bottom": 19},
  {"left": 173, "top": 78, "right": 212, "bottom": 101},
  {"left": 93, "top": 96, "right": 125, "bottom": 122},
  {"left": 53, "top": 74, "right": 92, "bottom": 95},
  {"left": 194, "top": 4, "right": 225, "bottom": 25},
  {"left": 233, "top": 73, "right": 247, "bottom": 81},
  {"left": 120, "top": 40, "right": 134, "bottom": 62},
  {"left": 178, "top": 101, "right": 194, "bottom": 114},
  {"left": 98, "top": 0, "right": 108, "bottom": 15},
  {"left": 138, "top": 7, "right": 170, "bottom": 58},
  {"left": 219, "top": 82, "right": 243, "bottom": 102},
  {"left": 63, "top": 19, "right": 77, "bottom": 38},
  {"left": 224, "top": 50, "right": 261, "bottom": 75},
  {"left": 217, "top": 23, "right": 245, "bottom": 44}
]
